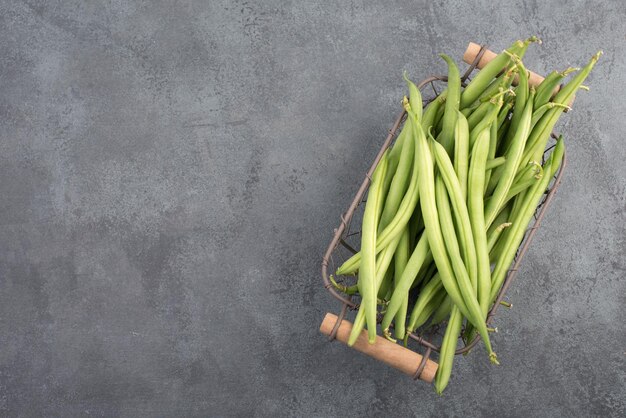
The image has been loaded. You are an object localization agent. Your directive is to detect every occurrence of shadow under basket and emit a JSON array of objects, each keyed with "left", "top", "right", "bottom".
[{"left": 319, "top": 47, "right": 567, "bottom": 383}]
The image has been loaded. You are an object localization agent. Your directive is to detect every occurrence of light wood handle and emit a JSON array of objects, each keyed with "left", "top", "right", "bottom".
[
  {"left": 463, "top": 42, "right": 572, "bottom": 106},
  {"left": 319, "top": 313, "right": 438, "bottom": 383}
]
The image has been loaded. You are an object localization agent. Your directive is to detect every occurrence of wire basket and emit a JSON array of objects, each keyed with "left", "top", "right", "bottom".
[{"left": 320, "top": 45, "right": 567, "bottom": 382}]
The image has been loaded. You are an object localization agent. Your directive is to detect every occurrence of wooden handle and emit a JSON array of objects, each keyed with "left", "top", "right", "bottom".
[
  {"left": 319, "top": 313, "right": 438, "bottom": 383},
  {"left": 463, "top": 42, "right": 572, "bottom": 106}
]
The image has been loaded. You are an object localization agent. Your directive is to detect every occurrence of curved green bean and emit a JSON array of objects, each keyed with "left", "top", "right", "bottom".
[
  {"left": 430, "top": 294, "right": 453, "bottom": 325},
  {"left": 432, "top": 140, "right": 478, "bottom": 293},
  {"left": 435, "top": 306, "right": 463, "bottom": 394},
  {"left": 406, "top": 273, "right": 444, "bottom": 335},
  {"left": 439, "top": 54, "right": 461, "bottom": 155},
  {"left": 392, "top": 228, "right": 411, "bottom": 339}
]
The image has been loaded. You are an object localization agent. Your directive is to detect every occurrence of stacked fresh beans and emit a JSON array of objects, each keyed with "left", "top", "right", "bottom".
[{"left": 331, "top": 37, "right": 601, "bottom": 393}]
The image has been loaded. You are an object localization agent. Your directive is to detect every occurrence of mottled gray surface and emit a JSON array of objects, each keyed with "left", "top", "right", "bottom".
[{"left": 0, "top": 0, "right": 624, "bottom": 416}]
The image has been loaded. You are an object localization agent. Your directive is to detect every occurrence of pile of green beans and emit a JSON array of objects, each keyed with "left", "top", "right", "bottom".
[{"left": 331, "top": 38, "right": 601, "bottom": 393}]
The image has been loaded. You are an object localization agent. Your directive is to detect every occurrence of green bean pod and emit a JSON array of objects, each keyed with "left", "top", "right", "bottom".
[
  {"left": 392, "top": 228, "right": 411, "bottom": 339},
  {"left": 435, "top": 306, "right": 464, "bottom": 394},
  {"left": 348, "top": 151, "right": 389, "bottom": 345},
  {"left": 466, "top": 101, "right": 491, "bottom": 131},
  {"left": 406, "top": 273, "right": 444, "bottom": 335},
  {"left": 468, "top": 94, "right": 503, "bottom": 148},
  {"left": 438, "top": 54, "right": 461, "bottom": 156},
  {"left": 404, "top": 71, "right": 423, "bottom": 123},
  {"left": 497, "top": 101, "right": 513, "bottom": 130},
  {"left": 422, "top": 91, "right": 447, "bottom": 135},
  {"left": 500, "top": 61, "right": 529, "bottom": 155},
  {"left": 430, "top": 294, "right": 453, "bottom": 325},
  {"left": 349, "top": 230, "right": 402, "bottom": 345},
  {"left": 432, "top": 140, "right": 478, "bottom": 294},
  {"left": 454, "top": 111, "right": 470, "bottom": 200},
  {"left": 486, "top": 156, "right": 506, "bottom": 170},
  {"left": 335, "top": 152, "right": 420, "bottom": 276},
  {"left": 379, "top": 121, "right": 415, "bottom": 229},
  {"left": 534, "top": 67, "right": 577, "bottom": 109},
  {"left": 467, "top": 130, "right": 492, "bottom": 316},
  {"left": 483, "top": 119, "right": 499, "bottom": 195}
]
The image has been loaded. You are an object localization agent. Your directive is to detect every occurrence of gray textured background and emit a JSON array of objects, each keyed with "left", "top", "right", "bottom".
[{"left": 0, "top": 1, "right": 624, "bottom": 416}]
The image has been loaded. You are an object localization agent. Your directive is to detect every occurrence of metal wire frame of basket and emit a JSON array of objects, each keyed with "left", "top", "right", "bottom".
[{"left": 321, "top": 46, "right": 567, "bottom": 380}]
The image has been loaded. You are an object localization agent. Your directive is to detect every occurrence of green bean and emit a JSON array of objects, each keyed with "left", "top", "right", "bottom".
[
  {"left": 476, "top": 71, "right": 512, "bottom": 104},
  {"left": 404, "top": 71, "right": 423, "bottom": 123},
  {"left": 435, "top": 306, "right": 463, "bottom": 394},
  {"left": 483, "top": 119, "right": 498, "bottom": 195},
  {"left": 484, "top": 90, "right": 534, "bottom": 228},
  {"left": 349, "top": 231, "right": 402, "bottom": 346},
  {"left": 335, "top": 147, "right": 420, "bottom": 276},
  {"left": 468, "top": 93, "right": 503, "bottom": 148},
  {"left": 500, "top": 60, "right": 529, "bottom": 155},
  {"left": 432, "top": 140, "right": 478, "bottom": 294},
  {"left": 486, "top": 156, "right": 506, "bottom": 170},
  {"left": 411, "top": 261, "right": 437, "bottom": 291},
  {"left": 467, "top": 130, "right": 492, "bottom": 316},
  {"left": 386, "top": 122, "right": 410, "bottom": 176},
  {"left": 454, "top": 111, "right": 470, "bottom": 200},
  {"left": 497, "top": 101, "right": 513, "bottom": 130},
  {"left": 548, "top": 135, "right": 565, "bottom": 178},
  {"left": 406, "top": 273, "right": 444, "bottom": 335},
  {"left": 487, "top": 221, "right": 512, "bottom": 253},
  {"left": 377, "top": 262, "right": 395, "bottom": 300},
  {"left": 430, "top": 294, "right": 453, "bottom": 325},
  {"left": 502, "top": 161, "right": 543, "bottom": 203},
  {"left": 460, "top": 36, "right": 538, "bottom": 108},
  {"left": 530, "top": 102, "right": 571, "bottom": 129},
  {"left": 392, "top": 228, "right": 411, "bottom": 339},
  {"left": 430, "top": 160, "right": 496, "bottom": 364},
  {"left": 328, "top": 274, "right": 359, "bottom": 294},
  {"left": 534, "top": 67, "right": 577, "bottom": 109},
  {"left": 439, "top": 54, "right": 461, "bottom": 156},
  {"left": 497, "top": 117, "right": 511, "bottom": 148},
  {"left": 461, "top": 102, "right": 480, "bottom": 117},
  {"left": 466, "top": 101, "right": 491, "bottom": 131},
  {"left": 422, "top": 91, "right": 447, "bottom": 135},
  {"left": 435, "top": 175, "right": 474, "bottom": 295},
  {"left": 408, "top": 205, "right": 421, "bottom": 250},
  {"left": 381, "top": 233, "right": 432, "bottom": 337},
  {"left": 486, "top": 203, "right": 511, "bottom": 253},
  {"left": 490, "top": 140, "right": 564, "bottom": 302},
  {"left": 379, "top": 120, "right": 415, "bottom": 229},
  {"left": 347, "top": 151, "right": 389, "bottom": 345}
]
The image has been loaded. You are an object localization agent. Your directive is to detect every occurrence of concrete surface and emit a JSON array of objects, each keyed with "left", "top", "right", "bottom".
[{"left": 0, "top": 1, "right": 624, "bottom": 416}]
